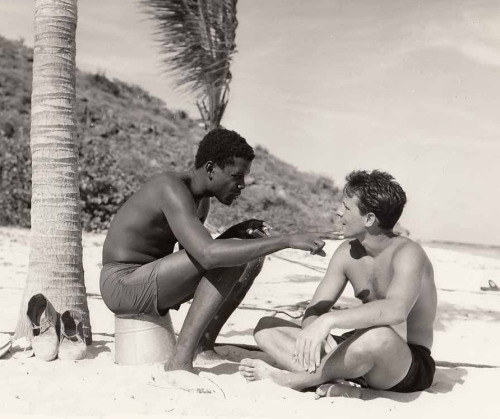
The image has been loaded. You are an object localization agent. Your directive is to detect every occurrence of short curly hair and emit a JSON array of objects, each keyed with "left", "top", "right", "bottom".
[
  {"left": 194, "top": 128, "right": 255, "bottom": 169},
  {"left": 344, "top": 170, "right": 407, "bottom": 229}
]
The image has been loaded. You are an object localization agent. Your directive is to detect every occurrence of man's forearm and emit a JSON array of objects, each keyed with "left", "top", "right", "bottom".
[
  {"left": 321, "top": 299, "right": 406, "bottom": 330},
  {"left": 200, "top": 236, "right": 290, "bottom": 270},
  {"left": 301, "top": 315, "right": 319, "bottom": 329},
  {"left": 301, "top": 307, "right": 322, "bottom": 329}
]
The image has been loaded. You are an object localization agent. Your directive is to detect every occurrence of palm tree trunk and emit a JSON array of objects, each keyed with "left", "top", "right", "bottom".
[{"left": 15, "top": 0, "right": 92, "bottom": 344}]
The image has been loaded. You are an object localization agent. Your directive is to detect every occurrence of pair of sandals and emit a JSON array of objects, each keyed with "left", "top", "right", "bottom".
[{"left": 24, "top": 293, "right": 87, "bottom": 361}]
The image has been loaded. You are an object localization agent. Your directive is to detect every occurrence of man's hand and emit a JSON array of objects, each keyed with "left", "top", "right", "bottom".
[
  {"left": 287, "top": 232, "right": 340, "bottom": 257},
  {"left": 294, "top": 315, "right": 332, "bottom": 372},
  {"left": 218, "top": 219, "right": 270, "bottom": 240}
]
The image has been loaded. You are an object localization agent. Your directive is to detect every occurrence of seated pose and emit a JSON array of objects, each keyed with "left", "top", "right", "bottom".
[
  {"left": 240, "top": 170, "right": 437, "bottom": 398},
  {"left": 100, "top": 128, "right": 332, "bottom": 374}
]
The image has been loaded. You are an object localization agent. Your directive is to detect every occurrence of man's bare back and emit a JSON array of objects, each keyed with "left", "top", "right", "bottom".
[{"left": 338, "top": 236, "right": 436, "bottom": 349}]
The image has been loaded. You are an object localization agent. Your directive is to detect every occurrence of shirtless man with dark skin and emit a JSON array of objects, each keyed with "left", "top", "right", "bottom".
[
  {"left": 100, "top": 128, "right": 334, "bottom": 376},
  {"left": 239, "top": 170, "right": 437, "bottom": 398}
]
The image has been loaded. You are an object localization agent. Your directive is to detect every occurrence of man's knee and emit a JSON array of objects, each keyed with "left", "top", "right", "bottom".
[
  {"left": 253, "top": 316, "right": 283, "bottom": 342},
  {"left": 348, "top": 327, "right": 400, "bottom": 356},
  {"left": 254, "top": 316, "right": 278, "bottom": 333},
  {"left": 253, "top": 316, "right": 296, "bottom": 346}
]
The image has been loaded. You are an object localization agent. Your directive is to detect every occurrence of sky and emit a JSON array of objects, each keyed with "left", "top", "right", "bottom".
[{"left": 1, "top": 0, "right": 499, "bottom": 246}]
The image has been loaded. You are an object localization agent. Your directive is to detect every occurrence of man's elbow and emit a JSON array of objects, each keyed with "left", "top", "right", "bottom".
[
  {"left": 387, "top": 303, "right": 409, "bottom": 325},
  {"left": 197, "top": 247, "right": 221, "bottom": 271}
]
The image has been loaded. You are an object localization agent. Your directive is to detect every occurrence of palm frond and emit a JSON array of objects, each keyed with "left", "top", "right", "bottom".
[{"left": 142, "top": 0, "right": 238, "bottom": 129}]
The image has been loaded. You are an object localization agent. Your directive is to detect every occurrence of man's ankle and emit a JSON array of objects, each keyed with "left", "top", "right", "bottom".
[{"left": 165, "top": 357, "right": 196, "bottom": 373}]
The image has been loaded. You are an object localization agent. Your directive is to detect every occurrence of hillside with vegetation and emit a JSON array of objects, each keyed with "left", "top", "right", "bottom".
[{"left": 0, "top": 35, "right": 341, "bottom": 234}]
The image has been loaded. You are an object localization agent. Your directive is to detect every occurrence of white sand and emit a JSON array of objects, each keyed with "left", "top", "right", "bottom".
[{"left": 0, "top": 226, "right": 499, "bottom": 418}]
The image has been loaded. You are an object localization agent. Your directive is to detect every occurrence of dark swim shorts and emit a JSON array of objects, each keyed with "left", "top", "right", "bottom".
[
  {"left": 100, "top": 261, "right": 189, "bottom": 317},
  {"left": 331, "top": 330, "right": 436, "bottom": 393},
  {"left": 387, "top": 343, "right": 435, "bottom": 393}
]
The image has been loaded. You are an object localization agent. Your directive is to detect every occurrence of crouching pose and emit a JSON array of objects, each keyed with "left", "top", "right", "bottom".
[
  {"left": 100, "top": 128, "right": 333, "bottom": 375},
  {"left": 240, "top": 170, "right": 437, "bottom": 398}
]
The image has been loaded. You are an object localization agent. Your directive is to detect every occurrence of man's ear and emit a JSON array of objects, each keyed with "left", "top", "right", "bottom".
[
  {"left": 365, "top": 212, "right": 377, "bottom": 227},
  {"left": 206, "top": 161, "right": 215, "bottom": 179}
]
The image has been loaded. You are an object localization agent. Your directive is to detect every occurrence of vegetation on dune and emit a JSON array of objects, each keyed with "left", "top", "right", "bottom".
[{"left": 0, "top": 35, "right": 341, "bottom": 234}]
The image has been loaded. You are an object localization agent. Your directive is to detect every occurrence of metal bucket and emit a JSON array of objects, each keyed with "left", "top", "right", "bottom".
[{"left": 114, "top": 313, "right": 176, "bottom": 365}]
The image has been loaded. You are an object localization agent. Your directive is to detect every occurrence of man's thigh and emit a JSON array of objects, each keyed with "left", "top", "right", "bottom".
[
  {"left": 152, "top": 249, "right": 208, "bottom": 309},
  {"left": 349, "top": 327, "right": 412, "bottom": 390},
  {"left": 154, "top": 250, "right": 253, "bottom": 310}
]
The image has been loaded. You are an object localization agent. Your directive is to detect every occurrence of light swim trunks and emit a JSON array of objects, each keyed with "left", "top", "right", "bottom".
[{"left": 100, "top": 261, "right": 187, "bottom": 317}]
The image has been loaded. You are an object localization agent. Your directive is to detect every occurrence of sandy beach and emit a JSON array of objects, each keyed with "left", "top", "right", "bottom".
[{"left": 0, "top": 226, "right": 499, "bottom": 418}]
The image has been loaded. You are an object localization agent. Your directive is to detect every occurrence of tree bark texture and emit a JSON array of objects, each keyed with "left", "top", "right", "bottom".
[{"left": 15, "top": 0, "right": 92, "bottom": 344}]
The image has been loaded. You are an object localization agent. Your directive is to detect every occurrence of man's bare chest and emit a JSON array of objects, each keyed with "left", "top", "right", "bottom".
[{"left": 346, "top": 258, "right": 394, "bottom": 303}]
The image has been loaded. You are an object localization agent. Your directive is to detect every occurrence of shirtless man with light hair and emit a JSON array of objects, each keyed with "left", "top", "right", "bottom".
[
  {"left": 240, "top": 170, "right": 437, "bottom": 398},
  {"left": 100, "top": 128, "right": 334, "bottom": 376}
]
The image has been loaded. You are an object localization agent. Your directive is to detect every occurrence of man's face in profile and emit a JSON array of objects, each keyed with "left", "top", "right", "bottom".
[
  {"left": 211, "top": 157, "right": 252, "bottom": 206},
  {"left": 337, "top": 194, "right": 367, "bottom": 238}
]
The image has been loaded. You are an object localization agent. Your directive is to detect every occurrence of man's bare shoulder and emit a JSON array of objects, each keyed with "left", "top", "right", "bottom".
[
  {"left": 396, "top": 236, "right": 426, "bottom": 254},
  {"left": 335, "top": 239, "right": 365, "bottom": 257},
  {"left": 392, "top": 236, "right": 431, "bottom": 267},
  {"left": 143, "top": 172, "right": 184, "bottom": 190},
  {"left": 141, "top": 172, "right": 193, "bottom": 202},
  {"left": 330, "top": 239, "right": 364, "bottom": 264}
]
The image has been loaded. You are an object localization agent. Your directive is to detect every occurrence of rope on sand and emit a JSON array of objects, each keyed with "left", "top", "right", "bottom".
[
  {"left": 268, "top": 253, "right": 327, "bottom": 273},
  {"left": 184, "top": 300, "right": 305, "bottom": 319}
]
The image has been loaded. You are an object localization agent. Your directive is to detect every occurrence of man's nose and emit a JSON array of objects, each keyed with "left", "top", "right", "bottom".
[
  {"left": 336, "top": 209, "right": 343, "bottom": 217},
  {"left": 238, "top": 181, "right": 245, "bottom": 190}
]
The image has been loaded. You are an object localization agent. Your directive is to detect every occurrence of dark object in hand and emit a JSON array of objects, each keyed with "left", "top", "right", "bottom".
[{"left": 218, "top": 219, "right": 269, "bottom": 240}]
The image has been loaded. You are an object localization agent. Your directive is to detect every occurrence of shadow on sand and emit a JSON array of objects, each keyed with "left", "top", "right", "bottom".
[
  {"left": 86, "top": 337, "right": 113, "bottom": 359},
  {"left": 433, "top": 299, "right": 500, "bottom": 332}
]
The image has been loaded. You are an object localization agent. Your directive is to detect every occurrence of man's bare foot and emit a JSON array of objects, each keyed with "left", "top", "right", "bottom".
[
  {"left": 315, "top": 380, "right": 363, "bottom": 399},
  {"left": 195, "top": 348, "right": 225, "bottom": 365},
  {"left": 239, "top": 358, "right": 291, "bottom": 387}
]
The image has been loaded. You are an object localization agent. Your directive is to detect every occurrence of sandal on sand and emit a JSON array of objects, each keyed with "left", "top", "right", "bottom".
[
  {"left": 27, "top": 294, "right": 60, "bottom": 361},
  {"left": 315, "top": 380, "right": 362, "bottom": 399},
  {"left": 480, "top": 280, "right": 499, "bottom": 292},
  {"left": 58, "top": 310, "right": 87, "bottom": 361},
  {"left": 9, "top": 337, "right": 34, "bottom": 359}
]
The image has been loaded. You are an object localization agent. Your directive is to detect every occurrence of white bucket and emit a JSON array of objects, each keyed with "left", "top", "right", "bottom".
[{"left": 114, "top": 313, "right": 176, "bottom": 365}]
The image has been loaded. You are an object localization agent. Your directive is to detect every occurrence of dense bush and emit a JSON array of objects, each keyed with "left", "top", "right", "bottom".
[
  {"left": 0, "top": 36, "right": 341, "bottom": 234},
  {"left": 0, "top": 39, "right": 32, "bottom": 227}
]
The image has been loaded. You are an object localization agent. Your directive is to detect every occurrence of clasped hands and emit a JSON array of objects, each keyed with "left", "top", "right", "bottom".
[{"left": 293, "top": 315, "right": 332, "bottom": 373}]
